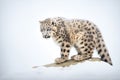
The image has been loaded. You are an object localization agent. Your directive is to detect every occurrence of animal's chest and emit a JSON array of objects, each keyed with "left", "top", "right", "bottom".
[{"left": 52, "top": 35, "right": 63, "bottom": 45}]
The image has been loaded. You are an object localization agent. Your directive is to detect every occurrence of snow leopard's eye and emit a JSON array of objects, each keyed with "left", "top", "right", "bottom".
[
  {"left": 40, "top": 27, "right": 44, "bottom": 32},
  {"left": 47, "top": 27, "right": 51, "bottom": 31}
]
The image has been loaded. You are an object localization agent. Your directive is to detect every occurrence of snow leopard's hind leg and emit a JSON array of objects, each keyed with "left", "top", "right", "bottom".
[{"left": 71, "top": 33, "right": 95, "bottom": 61}]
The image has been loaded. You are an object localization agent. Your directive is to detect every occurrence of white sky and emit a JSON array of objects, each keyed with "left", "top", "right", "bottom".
[{"left": 0, "top": 0, "right": 120, "bottom": 80}]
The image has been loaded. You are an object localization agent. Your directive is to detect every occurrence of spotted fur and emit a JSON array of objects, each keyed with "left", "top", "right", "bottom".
[{"left": 39, "top": 17, "right": 112, "bottom": 65}]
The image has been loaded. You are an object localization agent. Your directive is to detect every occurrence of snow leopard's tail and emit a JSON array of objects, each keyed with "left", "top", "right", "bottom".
[{"left": 94, "top": 27, "right": 112, "bottom": 65}]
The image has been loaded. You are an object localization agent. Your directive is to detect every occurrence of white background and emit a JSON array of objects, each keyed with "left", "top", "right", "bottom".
[{"left": 0, "top": 0, "right": 120, "bottom": 80}]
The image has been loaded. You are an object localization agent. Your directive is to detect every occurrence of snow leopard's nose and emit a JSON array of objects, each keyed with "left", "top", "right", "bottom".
[{"left": 43, "top": 35, "right": 50, "bottom": 38}]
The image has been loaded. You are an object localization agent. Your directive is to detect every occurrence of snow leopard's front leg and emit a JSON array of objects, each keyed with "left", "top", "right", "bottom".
[{"left": 55, "top": 41, "right": 71, "bottom": 63}]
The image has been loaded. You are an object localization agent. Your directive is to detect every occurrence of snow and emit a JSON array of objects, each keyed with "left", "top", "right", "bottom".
[
  {"left": 0, "top": 63, "right": 119, "bottom": 80},
  {"left": 0, "top": 0, "right": 120, "bottom": 80}
]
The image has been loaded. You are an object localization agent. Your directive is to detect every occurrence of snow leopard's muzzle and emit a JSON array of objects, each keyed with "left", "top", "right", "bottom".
[{"left": 43, "top": 35, "right": 50, "bottom": 38}]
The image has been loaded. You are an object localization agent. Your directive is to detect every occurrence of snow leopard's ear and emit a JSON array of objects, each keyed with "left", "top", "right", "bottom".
[
  {"left": 40, "top": 18, "right": 52, "bottom": 25},
  {"left": 51, "top": 21, "right": 55, "bottom": 25},
  {"left": 39, "top": 20, "right": 43, "bottom": 24}
]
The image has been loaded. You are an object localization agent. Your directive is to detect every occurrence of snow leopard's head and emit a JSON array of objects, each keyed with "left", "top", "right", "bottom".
[{"left": 39, "top": 18, "right": 58, "bottom": 39}]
